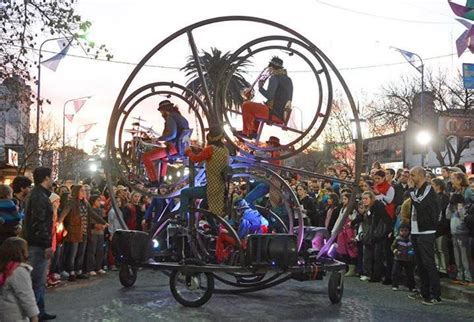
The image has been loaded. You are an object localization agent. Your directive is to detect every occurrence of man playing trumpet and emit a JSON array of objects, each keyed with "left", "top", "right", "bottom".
[{"left": 237, "top": 56, "right": 293, "bottom": 140}]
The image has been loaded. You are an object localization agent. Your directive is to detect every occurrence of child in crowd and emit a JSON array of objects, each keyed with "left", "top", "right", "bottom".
[
  {"left": 0, "top": 237, "right": 40, "bottom": 322},
  {"left": 86, "top": 195, "right": 108, "bottom": 276},
  {"left": 447, "top": 193, "right": 473, "bottom": 284},
  {"left": 0, "top": 185, "right": 22, "bottom": 246},
  {"left": 391, "top": 223, "right": 416, "bottom": 291}
]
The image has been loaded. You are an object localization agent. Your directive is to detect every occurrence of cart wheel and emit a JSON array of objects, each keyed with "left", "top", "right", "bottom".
[
  {"left": 119, "top": 264, "right": 138, "bottom": 288},
  {"left": 328, "top": 271, "right": 344, "bottom": 304},
  {"left": 169, "top": 269, "right": 214, "bottom": 307}
]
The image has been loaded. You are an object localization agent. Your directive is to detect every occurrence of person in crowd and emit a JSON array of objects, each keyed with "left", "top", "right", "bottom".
[
  {"left": 354, "top": 201, "right": 367, "bottom": 276},
  {"left": 86, "top": 195, "right": 108, "bottom": 276},
  {"left": 107, "top": 197, "right": 124, "bottom": 271},
  {"left": 431, "top": 178, "right": 450, "bottom": 275},
  {"left": 407, "top": 166, "right": 441, "bottom": 305},
  {"left": 324, "top": 193, "right": 341, "bottom": 233},
  {"left": 335, "top": 192, "right": 358, "bottom": 277},
  {"left": 296, "top": 184, "right": 317, "bottom": 226},
  {"left": 0, "top": 237, "right": 40, "bottom": 322},
  {"left": 441, "top": 166, "right": 452, "bottom": 192},
  {"left": 125, "top": 191, "right": 140, "bottom": 231},
  {"left": 391, "top": 223, "right": 416, "bottom": 292},
  {"left": 385, "top": 168, "right": 396, "bottom": 185},
  {"left": 179, "top": 126, "right": 229, "bottom": 218},
  {"left": 143, "top": 184, "right": 175, "bottom": 233},
  {"left": 451, "top": 172, "right": 474, "bottom": 204},
  {"left": 0, "top": 185, "right": 22, "bottom": 246},
  {"left": 373, "top": 169, "right": 395, "bottom": 285},
  {"left": 23, "top": 167, "right": 56, "bottom": 320},
  {"left": 326, "top": 166, "right": 341, "bottom": 194},
  {"left": 58, "top": 185, "right": 106, "bottom": 281},
  {"left": 82, "top": 184, "right": 92, "bottom": 202},
  {"left": 47, "top": 193, "right": 62, "bottom": 287},
  {"left": 393, "top": 170, "right": 410, "bottom": 209},
  {"left": 360, "top": 191, "right": 391, "bottom": 283},
  {"left": 447, "top": 193, "right": 473, "bottom": 284},
  {"left": 11, "top": 175, "right": 32, "bottom": 215},
  {"left": 143, "top": 100, "right": 190, "bottom": 187}
]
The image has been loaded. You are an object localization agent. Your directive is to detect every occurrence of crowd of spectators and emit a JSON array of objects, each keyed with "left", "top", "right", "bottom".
[{"left": 0, "top": 161, "right": 473, "bottom": 320}]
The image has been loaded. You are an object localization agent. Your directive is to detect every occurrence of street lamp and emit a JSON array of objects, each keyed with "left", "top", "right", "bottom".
[
  {"left": 416, "top": 130, "right": 432, "bottom": 167},
  {"left": 63, "top": 95, "right": 92, "bottom": 148}
]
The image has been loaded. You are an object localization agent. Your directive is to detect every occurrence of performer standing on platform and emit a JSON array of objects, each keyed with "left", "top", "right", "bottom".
[
  {"left": 143, "top": 100, "right": 189, "bottom": 187},
  {"left": 237, "top": 56, "right": 293, "bottom": 140},
  {"left": 179, "top": 126, "right": 230, "bottom": 218}
]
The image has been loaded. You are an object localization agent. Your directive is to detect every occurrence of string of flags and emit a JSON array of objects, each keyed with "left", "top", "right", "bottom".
[{"left": 449, "top": 1, "right": 474, "bottom": 56}]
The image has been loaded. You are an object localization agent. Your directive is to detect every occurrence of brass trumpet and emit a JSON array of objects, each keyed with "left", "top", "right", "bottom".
[{"left": 241, "top": 67, "right": 273, "bottom": 101}]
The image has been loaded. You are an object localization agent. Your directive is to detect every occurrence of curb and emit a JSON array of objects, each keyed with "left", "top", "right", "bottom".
[{"left": 439, "top": 279, "right": 474, "bottom": 304}]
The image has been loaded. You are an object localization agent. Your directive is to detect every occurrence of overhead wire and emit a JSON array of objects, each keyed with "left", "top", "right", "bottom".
[
  {"left": 314, "top": 0, "right": 454, "bottom": 25},
  {"left": 1, "top": 42, "right": 457, "bottom": 73}
]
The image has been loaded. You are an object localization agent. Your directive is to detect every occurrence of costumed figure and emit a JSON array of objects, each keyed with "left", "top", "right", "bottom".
[
  {"left": 179, "top": 126, "right": 229, "bottom": 219},
  {"left": 143, "top": 100, "right": 190, "bottom": 187},
  {"left": 216, "top": 199, "right": 269, "bottom": 263},
  {"left": 238, "top": 56, "right": 293, "bottom": 139}
]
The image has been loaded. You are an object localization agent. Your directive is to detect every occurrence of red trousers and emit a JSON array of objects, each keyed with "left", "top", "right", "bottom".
[
  {"left": 143, "top": 145, "right": 177, "bottom": 182},
  {"left": 242, "top": 101, "right": 283, "bottom": 136}
]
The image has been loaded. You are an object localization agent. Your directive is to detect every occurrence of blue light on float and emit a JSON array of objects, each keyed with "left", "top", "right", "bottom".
[{"left": 152, "top": 239, "right": 160, "bottom": 249}]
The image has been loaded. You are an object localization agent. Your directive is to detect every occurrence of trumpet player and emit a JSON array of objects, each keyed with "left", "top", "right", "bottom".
[{"left": 237, "top": 56, "right": 293, "bottom": 140}]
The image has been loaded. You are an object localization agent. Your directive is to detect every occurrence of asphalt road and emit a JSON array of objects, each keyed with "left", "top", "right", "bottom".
[{"left": 45, "top": 270, "right": 474, "bottom": 322}]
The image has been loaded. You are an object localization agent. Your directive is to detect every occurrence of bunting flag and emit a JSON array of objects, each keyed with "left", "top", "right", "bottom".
[
  {"left": 449, "top": 0, "right": 474, "bottom": 21},
  {"left": 41, "top": 39, "right": 72, "bottom": 72},
  {"left": 73, "top": 99, "right": 86, "bottom": 113},
  {"left": 78, "top": 123, "right": 96, "bottom": 134},
  {"left": 65, "top": 114, "right": 74, "bottom": 122},
  {"left": 391, "top": 47, "right": 424, "bottom": 73}
]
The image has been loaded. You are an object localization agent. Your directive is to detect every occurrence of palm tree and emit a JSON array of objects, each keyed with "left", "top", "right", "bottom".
[{"left": 181, "top": 48, "right": 251, "bottom": 113}]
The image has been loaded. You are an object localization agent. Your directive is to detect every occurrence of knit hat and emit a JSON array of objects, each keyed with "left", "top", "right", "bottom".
[{"left": 49, "top": 193, "right": 60, "bottom": 204}]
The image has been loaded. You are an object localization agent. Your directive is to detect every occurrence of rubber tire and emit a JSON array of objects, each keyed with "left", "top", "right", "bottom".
[
  {"left": 328, "top": 271, "right": 344, "bottom": 304},
  {"left": 169, "top": 269, "right": 214, "bottom": 307},
  {"left": 119, "top": 264, "right": 138, "bottom": 288}
]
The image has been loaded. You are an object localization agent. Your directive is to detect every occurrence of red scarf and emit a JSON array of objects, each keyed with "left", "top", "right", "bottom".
[{"left": 0, "top": 261, "right": 20, "bottom": 286}]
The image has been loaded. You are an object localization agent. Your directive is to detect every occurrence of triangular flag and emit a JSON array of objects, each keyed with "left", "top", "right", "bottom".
[
  {"left": 41, "top": 40, "right": 71, "bottom": 72},
  {"left": 65, "top": 114, "right": 74, "bottom": 122},
  {"left": 391, "top": 47, "right": 423, "bottom": 74},
  {"left": 78, "top": 123, "right": 96, "bottom": 134},
  {"left": 73, "top": 99, "right": 86, "bottom": 113}
]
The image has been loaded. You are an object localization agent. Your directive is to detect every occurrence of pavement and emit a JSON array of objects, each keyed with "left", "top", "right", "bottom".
[{"left": 44, "top": 270, "right": 474, "bottom": 322}]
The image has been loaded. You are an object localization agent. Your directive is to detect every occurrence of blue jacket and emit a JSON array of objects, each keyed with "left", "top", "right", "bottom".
[
  {"left": 159, "top": 112, "right": 189, "bottom": 146},
  {"left": 259, "top": 69, "right": 293, "bottom": 121},
  {"left": 0, "top": 199, "right": 21, "bottom": 245},
  {"left": 238, "top": 208, "right": 269, "bottom": 239},
  {"left": 144, "top": 197, "right": 175, "bottom": 224}
]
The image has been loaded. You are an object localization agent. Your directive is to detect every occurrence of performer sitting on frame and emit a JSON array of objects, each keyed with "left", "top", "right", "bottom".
[
  {"left": 143, "top": 100, "right": 189, "bottom": 187},
  {"left": 237, "top": 56, "right": 293, "bottom": 140}
]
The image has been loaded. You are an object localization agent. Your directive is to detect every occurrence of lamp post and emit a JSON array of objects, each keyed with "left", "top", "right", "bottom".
[
  {"left": 36, "top": 37, "right": 70, "bottom": 136},
  {"left": 350, "top": 117, "right": 367, "bottom": 141},
  {"left": 63, "top": 95, "right": 92, "bottom": 148},
  {"left": 416, "top": 130, "right": 432, "bottom": 167},
  {"left": 292, "top": 106, "right": 304, "bottom": 147}
]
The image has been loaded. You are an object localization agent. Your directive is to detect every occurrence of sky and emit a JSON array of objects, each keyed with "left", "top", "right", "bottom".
[{"left": 35, "top": 0, "right": 469, "bottom": 152}]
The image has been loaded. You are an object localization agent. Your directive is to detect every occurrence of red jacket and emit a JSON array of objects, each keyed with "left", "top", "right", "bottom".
[{"left": 375, "top": 181, "right": 395, "bottom": 219}]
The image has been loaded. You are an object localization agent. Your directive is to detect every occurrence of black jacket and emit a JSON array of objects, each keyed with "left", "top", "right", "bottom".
[
  {"left": 365, "top": 200, "right": 392, "bottom": 244},
  {"left": 393, "top": 183, "right": 409, "bottom": 207},
  {"left": 299, "top": 195, "right": 317, "bottom": 226},
  {"left": 23, "top": 185, "right": 53, "bottom": 248},
  {"left": 436, "top": 191, "right": 450, "bottom": 237},
  {"left": 411, "top": 182, "right": 439, "bottom": 233}
]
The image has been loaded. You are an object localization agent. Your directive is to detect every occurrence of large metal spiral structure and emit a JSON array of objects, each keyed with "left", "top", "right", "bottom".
[{"left": 105, "top": 16, "right": 363, "bottom": 302}]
